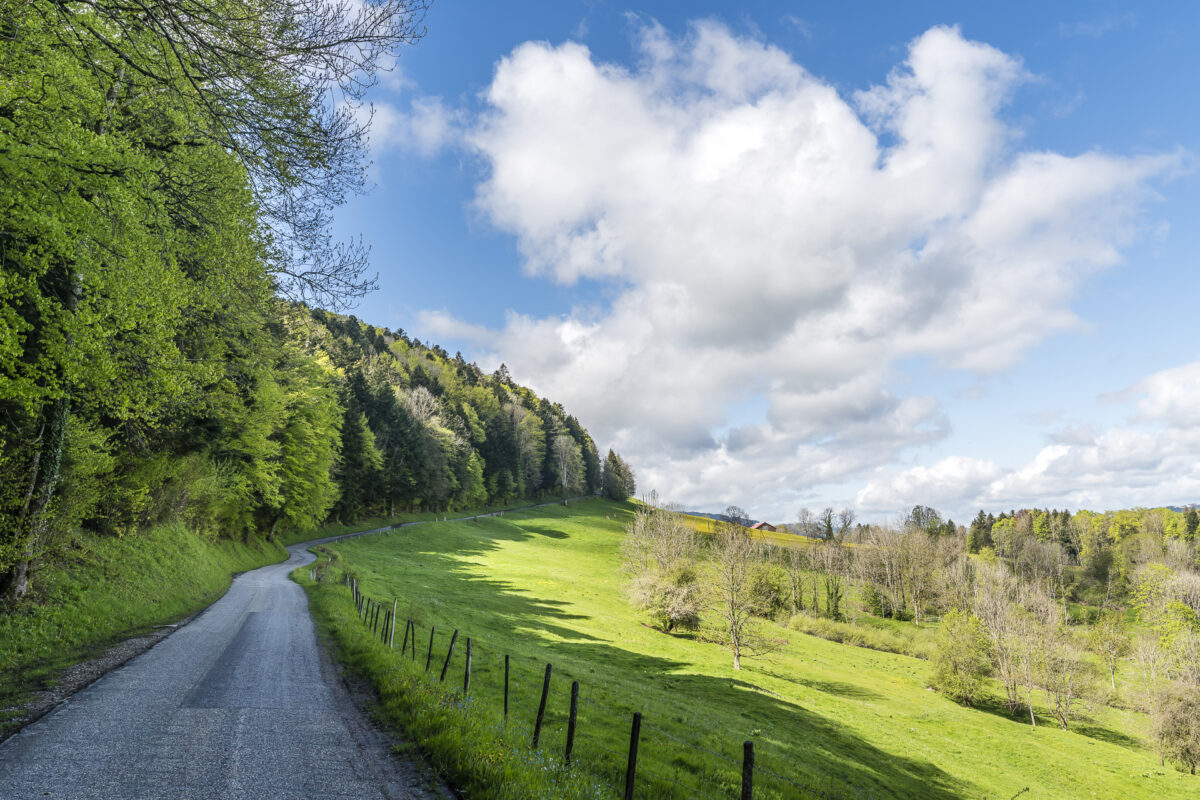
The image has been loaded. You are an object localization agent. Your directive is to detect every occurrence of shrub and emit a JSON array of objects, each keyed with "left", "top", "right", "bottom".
[
  {"left": 930, "top": 611, "right": 992, "bottom": 706},
  {"left": 1153, "top": 682, "right": 1200, "bottom": 774}
]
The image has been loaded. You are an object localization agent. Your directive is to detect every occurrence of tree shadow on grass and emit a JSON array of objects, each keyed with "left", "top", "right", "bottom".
[
  {"left": 335, "top": 500, "right": 974, "bottom": 800},
  {"left": 963, "top": 692, "right": 1145, "bottom": 751},
  {"left": 793, "top": 677, "right": 885, "bottom": 702},
  {"left": 520, "top": 525, "right": 569, "bottom": 539},
  {"left": 1072, "top": 721, "right": 1145, "bottom": 750}
]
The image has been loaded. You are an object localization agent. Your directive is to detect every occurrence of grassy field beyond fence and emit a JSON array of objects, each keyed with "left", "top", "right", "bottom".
[{"left": 298, "top": 498, "right": 1191, "bottom": 799}]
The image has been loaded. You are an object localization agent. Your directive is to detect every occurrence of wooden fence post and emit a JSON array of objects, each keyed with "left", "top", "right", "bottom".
[
  {"left": 741, "top": 741, "right": 754, "bottom": 800},
  {"left": 389, "top": 600, "right": 398, "bottom": 648},
  {"left": 624, "top": 712, "right": 641, "bottom": 800},
  {"left": 425, "top": 626, "right": 435, "bottom": 672},
  {"left": 401, "top": 619, "right": 411, "bottom": 655},
  {"left": 532, "top": 662, "right": 552, "bottom": 748},
  {"left": 503, "top": 655, "right": 510, "bottom": 721},
  {"left": 411, "top": 622, "right": 417, "bottom": 661},
  {"left": 565, "top": 681, "right": 579, "bottom": 765},
  {"left": 463, "top": 638, "right": 472, "bottom": 694},
  {"left": 439, "top": 630, "right": 459, "bottom": 682}
]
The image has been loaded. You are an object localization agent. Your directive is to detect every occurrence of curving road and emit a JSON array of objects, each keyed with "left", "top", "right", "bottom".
[{"left": 0, "top": 541, "right": 445, "bottom": 800}]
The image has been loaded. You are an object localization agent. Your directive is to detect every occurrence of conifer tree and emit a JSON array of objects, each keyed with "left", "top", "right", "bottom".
[{"left": 602, "top": 450, "right": 636, "bottom": 501}]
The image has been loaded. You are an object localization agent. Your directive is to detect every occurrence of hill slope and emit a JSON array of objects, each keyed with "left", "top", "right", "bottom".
[{"left": 307, "top": 499, "right": 1188, "bottom": 799}]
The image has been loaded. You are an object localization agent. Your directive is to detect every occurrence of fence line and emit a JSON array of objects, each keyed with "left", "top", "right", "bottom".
[{"left": 341, "top": 581, "right": 863, "bottom": 800}]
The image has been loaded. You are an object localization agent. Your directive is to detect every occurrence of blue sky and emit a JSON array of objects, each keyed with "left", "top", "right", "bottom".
[{"left": 333, "top": 2, "right": 1200, "bottom": 524}]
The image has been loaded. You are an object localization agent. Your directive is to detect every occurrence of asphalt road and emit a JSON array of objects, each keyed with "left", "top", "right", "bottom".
[{"left": 0, "top": 541, "right": 444, "bottom": 800}]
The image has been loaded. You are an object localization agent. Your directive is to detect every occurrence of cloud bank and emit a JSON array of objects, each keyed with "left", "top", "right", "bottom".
[
  {"left": 420, "top": 21, "right": 1177, "bottom": 519},
  {"left": 858, "top": 359, "right": 1200, "bottom": 516}
]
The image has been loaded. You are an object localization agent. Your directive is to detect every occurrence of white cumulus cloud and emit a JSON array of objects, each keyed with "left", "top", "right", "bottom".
[{"left": 423, "top": 21, "right": 1177, "bottom": 518}]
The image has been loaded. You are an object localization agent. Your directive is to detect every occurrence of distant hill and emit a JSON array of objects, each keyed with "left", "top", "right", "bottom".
[{"left": 682, "top": 510, "right": 764, "bottom": 527}]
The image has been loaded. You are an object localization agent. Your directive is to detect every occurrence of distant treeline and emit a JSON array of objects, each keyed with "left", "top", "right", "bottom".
[{"left": 962, "top": 505, "right": 1198, "bottom": 595}]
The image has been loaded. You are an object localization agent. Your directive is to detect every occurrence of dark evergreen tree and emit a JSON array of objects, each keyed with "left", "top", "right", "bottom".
[
  {"left": 967, "top": 509, "right": 993, "bottom": 552},
  {"left": 602, "top": 450, "right": 636, "bottom": 501}
]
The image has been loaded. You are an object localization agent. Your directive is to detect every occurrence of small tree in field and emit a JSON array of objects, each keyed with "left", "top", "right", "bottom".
[
  {"left": 1153, "top": 683, "right": 1200, "bottom": 774},
  {"left": 1042, "top": 631, "right": 1095, "bottom": 730},
  {"left": 931, "top": 610, "right": 993, "bottom": 706},
  {"left": 711, "top": 507, "right": 762, "bottom": 670},
  {"left": 1088, "top": 608, "right": 1130, "bottom": 692}
]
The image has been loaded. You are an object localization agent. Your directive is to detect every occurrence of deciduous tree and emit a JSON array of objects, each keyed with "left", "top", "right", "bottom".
[
  {"left": 711, "top": 507, "right": 763, "bottom": 670},
  {"left": 931, "top": 611, "right": 992, "bottom": 706}
]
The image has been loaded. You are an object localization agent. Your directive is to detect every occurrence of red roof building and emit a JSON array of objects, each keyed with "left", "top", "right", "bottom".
[{"left": 749, "top": 521, "right": 776, "bottom": 532}]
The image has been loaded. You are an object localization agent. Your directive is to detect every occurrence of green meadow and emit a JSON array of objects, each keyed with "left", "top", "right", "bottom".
[{"left": 302, "top": 498, "right": 1190, "bottom": 799}]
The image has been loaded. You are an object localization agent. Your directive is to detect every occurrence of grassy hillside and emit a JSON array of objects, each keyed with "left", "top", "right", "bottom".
[
  {"left": 0, "top": 524, "right": 284, "bottom": 731},
  {"left": 301, "top": 499, "right": 1190, "bottom": 799}
]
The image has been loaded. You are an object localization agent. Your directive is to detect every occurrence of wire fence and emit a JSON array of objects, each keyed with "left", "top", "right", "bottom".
[{"left": 328, "top": 571, "right": 879, "bottom": 800}]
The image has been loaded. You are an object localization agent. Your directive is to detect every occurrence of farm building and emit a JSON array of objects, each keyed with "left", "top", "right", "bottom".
[{"left": 748, "top": 521, "right": 776, "bottom": 532}]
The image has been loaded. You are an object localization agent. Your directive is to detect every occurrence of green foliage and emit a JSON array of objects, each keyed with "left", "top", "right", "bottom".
[
  {"left": 749, "top": 562, "right": 788, "bottom": 618},
  {"left": 966, "top": 510, "right": 993, "bottom": 553},
  {"left": 1089, "top": 608, "right": 1131, "bottom": 692},
  {"left": 306, "top": 311, "right": 603, "bottom": 517},
  {"left": 930, "top": 611, "right": 993, "bottom": 706},
  {"left": 0, "top": 2, "right": 599, "bottom": 592},
  {"left": 1153, "top": 683, "right": 1200, "bottom": 775},
  {"left": 1133, "top": 564, "right": 1200, "bottom": 653}
]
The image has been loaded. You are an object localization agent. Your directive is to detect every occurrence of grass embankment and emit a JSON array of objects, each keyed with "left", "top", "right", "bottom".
[
  {"left": 0, "top": 523, "right": 284, "bottom": 730},
  {"left": 300, "top": 499, "right": 1190, "bottom": 799},
  {"left": 276, "top": 497, "right": 576, "bottom": 547}
]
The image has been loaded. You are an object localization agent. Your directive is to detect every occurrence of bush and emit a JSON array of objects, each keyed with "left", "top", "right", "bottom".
[
  {"left": 1153, "top": 683, "right": 1200, "bottom": 774},
  {"left": 749, "top": 563, "right": 787, "bottom": 617},
  {"left": 930, "top": 611, "right": 992, "bottom": 706}
]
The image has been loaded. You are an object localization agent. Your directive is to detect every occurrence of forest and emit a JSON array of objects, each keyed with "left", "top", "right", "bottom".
[{"left": 0, "top": 0, "right": 626, "bottom": 604}]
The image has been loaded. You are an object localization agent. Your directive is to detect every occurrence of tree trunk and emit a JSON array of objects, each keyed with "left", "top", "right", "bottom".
[
  {"left": 3, "top": 393, "right": 70, "bottom": 602},
  {"left": 0, "top": 559, "right": 31, "bottom": 604}
]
